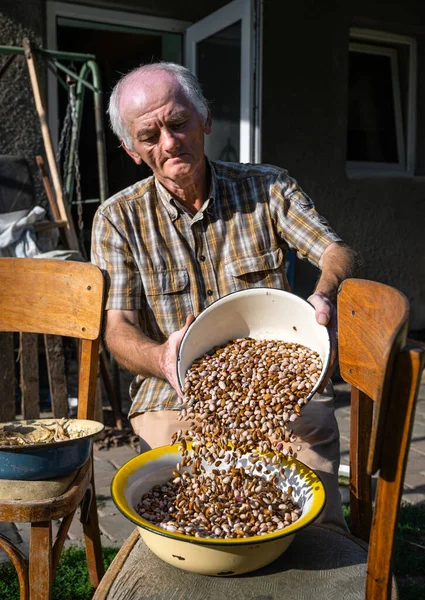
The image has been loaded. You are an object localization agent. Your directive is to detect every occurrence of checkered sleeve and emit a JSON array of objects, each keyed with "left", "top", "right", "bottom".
[
  {"left": 91, "top": 204, "right": 142, "bottom": 310},
  {"left": 270, "top": 170, "right": 342, "bottom": 267}
]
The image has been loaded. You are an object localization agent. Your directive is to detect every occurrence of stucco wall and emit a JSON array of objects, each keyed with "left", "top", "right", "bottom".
[
  {"left": 262, "top": 0, "right": 425, "bottom": 330},
  {"left": 0, "top": 0, "right": 46, "bottom": 207}
]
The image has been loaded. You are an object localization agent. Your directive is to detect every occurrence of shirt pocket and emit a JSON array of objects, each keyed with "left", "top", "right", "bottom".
[
  {"left": 224, "top": 247, "right": 289, "bottom": 291},
  {"left": 141, "top": 268, "right": 193, "bottom": 336}
]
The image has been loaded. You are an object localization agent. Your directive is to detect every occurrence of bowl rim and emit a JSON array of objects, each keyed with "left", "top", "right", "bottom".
[
  {"left": 111, "top": 443, "right": 326, "bottom": 547},
  {"left": 176, "top": 287, "right": 331, "bottom": 393},
  {"left": 0, "top": 418, "right": 104, "bottom": 451}
]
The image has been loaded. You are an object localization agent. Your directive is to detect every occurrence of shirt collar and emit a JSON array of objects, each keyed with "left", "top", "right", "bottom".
[{"left": 154, "top": 157, "right": 217, "bottom": 221}]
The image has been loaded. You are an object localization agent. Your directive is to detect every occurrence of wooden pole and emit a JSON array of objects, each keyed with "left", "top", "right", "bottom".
[{"left": 23, "top": 38, "right": 79, "bottom": 251}]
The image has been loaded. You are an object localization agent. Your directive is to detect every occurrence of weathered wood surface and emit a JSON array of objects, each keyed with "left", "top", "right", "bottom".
[
  {"left": 96, "top": 526, "right": 374, "bottom": 600},
  {"left": 0, "top": 259, "right": 103, "bottom": 340},
  {"left": 337, "top": 278, "right": 409, "bottom": 474},
  {"left": 349, "top": 386, "right": 373, "bottom": 542},
  {"left": 0, "top": 332, "right": 15, "bottom": 421},
  {"left": 0, "top": 460, "right": 90, "bottom": 523},
  {"left": 44, "top": 334, "right": 69, "bottom": 418},
  {"left": 20, "top": 332, "right": 40, "bottom": 419},
  {"left": 29, "top": 521, "right": 53, "bottom": 600}
]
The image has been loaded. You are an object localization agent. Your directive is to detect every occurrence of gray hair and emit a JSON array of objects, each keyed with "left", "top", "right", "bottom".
[{"left": 108, "top": 62, "right": 209, "bottom": 149}]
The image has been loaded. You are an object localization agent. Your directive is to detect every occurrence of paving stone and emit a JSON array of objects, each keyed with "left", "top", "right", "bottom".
[
  {"left": 402, "top": 482, "right": 425, "bottom": 505},
  {"left": 99, "top": 513, "right": 136, "bottom": 545},
  {"left": 97, "top": 445, "right": 138, "bottom": 469},
  {"left": 93, "top": 457, "right": 118, "bottom": 474},
  {"left": 98, "top": 498, "right": 121, "bottom": 518}
]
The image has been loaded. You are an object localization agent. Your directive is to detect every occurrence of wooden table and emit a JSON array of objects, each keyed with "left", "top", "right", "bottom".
[{"left": 95, "top": 524, "right": 395, "bottom": 600}]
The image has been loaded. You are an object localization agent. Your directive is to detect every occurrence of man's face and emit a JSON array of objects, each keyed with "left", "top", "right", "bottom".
[{"left": 120, "top": 72, "right": 211, "bottom": 187}]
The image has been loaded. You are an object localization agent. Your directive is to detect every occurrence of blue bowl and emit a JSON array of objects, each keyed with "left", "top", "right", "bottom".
[{"left": 0, "top": 419, "right": 104, "bottom": 480}]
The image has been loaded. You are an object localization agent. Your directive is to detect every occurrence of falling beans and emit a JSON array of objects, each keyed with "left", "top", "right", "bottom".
[{"left": 137, "top": 338, "right": 322, "bottom": 539}]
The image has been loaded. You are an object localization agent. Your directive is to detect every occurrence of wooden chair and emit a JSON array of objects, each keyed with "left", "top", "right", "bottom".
[
  {"left": 92, "top": 278, "right": 425, "bottom": 600},
  {"left": 0, "top": 257, "right": 105, "bottom": 600}
]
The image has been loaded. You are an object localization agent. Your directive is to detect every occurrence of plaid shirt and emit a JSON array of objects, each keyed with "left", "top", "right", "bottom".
[{"left": 91, "top": 160, "right": 341, "bottom": 416}]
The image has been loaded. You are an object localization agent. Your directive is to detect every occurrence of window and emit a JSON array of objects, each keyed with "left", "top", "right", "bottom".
[{"left": 346, "top": 29, "right": 417, "bottom": 176}]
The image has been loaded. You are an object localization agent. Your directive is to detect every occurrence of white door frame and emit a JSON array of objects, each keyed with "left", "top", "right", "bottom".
[
  {"left": 46, "top": 1, "right": 262, "bottom": 163},
  {"left": 46, "top": 1, "right": 190, "bottom": 148},
  {"left": 185, "top": 0, "right": 259, "bottom": 163}
]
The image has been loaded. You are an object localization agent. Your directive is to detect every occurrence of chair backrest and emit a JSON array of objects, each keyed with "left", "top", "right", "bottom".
[
  {"left": 338, "top": 278, "right": 425, "bottom": 599},
  {"left": 0, "top": 257, "right": 104, "bottom": 420}
]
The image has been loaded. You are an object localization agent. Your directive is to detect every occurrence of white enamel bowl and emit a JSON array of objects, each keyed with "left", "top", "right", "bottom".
[
  {"left": 176, "top": 288, "right": 330, "bottom": 395},
  {"left": 111, "top": 444, "right": 326, "bottom": 576}
]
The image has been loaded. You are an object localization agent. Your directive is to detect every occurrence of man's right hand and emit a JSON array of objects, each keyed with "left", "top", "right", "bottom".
[
  {"left": 104, "top": 309, "right": 194, "bottom": 395},
  {"left": 158, "top": 315, "right": 195, "bottom": 396}
]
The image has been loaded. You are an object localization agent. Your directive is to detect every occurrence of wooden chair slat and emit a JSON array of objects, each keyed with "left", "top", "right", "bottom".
[
  {"left": 77, "top": 337, "right": 101, "bottom": 421},
  {"left": 349, "top": 386, "right": 373, "bottom": 542},
  {"left": 0, "top": 332, "right": 16, "bottom": 421},
  {"left": 20, "top": 333, "right": 40, "bottom": 420},
  {"left": 0, "top": 259, "right": 103, "bottom": 340},
  {"left": 44, "top": 334, "right": 69, "bottom": 418}
]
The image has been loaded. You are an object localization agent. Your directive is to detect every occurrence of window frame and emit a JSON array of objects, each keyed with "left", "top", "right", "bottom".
[{"left": 346, "top": 28, "right": 417, "bottom": 178}]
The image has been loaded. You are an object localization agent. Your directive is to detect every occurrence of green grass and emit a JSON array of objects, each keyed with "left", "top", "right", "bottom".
[
  {"left": 0, "top": 504, "right": 424, "bottom": 599},
  {"left": 0, "top": 546, "right": 119, "bottom": 600}
]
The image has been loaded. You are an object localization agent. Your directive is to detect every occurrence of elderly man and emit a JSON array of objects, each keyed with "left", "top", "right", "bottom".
[{"left": 91, "top": 62, "right": 358, "bottom": 531}]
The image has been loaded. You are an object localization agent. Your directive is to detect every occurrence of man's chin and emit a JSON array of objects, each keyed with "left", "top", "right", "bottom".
[{"left": 164, "top": 163, "right": 193, "bottom": 180}]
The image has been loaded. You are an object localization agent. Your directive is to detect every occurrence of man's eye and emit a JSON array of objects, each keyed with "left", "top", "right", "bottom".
[
  {"left": 142, "top": 135, "right": 157, "bottom": 143},
  {"left": 172, "top": 121, "right": 186, "bottom": 129}
]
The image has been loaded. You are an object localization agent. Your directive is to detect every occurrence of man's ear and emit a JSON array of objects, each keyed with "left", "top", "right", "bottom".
[
  {"left": 204, "top": 111, "right": 212, "bottom": 136},
  {"left": 121, "top": 140, "right": 143, "bottom": 165}
]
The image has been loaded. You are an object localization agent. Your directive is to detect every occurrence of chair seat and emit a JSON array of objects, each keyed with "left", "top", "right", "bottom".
[
  {"left": 0, "top": 469, "right": 79, "bottom": 501},
  {"left": 0, "top": 459, "right": 91, "bottom": 522},
  {"left": 95, "top": 524, "right": 397, "bottom": 600}
]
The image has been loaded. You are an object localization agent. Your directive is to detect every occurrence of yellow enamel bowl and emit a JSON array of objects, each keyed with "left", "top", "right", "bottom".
[{"left": 111, "top": 444, "right": 326, "bottom": 576}]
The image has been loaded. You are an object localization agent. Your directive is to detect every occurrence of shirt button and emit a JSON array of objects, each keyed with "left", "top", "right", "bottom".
[
  {"left": 199, "top": 255, "right": 206, "bottom": 261},
  {"left": 207, "top": 289, "right": 214, "bottom": 296}
]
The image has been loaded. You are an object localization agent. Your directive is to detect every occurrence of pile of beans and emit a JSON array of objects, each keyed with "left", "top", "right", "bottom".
[{"left": 136, "top": 338, "right": 322, "bottom": 539}]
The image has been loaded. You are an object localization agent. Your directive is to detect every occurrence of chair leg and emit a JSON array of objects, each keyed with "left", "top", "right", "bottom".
[
  {"left": 0, "top": 532, "right": 29, "bottom": 600},
  {"left": 29, "top": 521, "right": 53, "bottom": 600},
  {"left": 82, "top": 470, "right": 104, "bottom": 588},
  {"left": 52, "top": 509, "right": 77, "bottom": 574}
]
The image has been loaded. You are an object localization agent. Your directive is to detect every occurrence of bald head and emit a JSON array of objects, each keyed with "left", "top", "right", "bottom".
[{"left": 108, "top": 62, "right": 209, "bottom": 150}]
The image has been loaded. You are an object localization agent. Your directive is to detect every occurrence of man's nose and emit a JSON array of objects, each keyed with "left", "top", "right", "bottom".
[{"left": 162, "top": 128, "right": 179, "bottom": 152}]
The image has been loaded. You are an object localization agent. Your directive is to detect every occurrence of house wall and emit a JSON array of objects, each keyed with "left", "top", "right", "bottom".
[
  {"left": 262, "top": 0, "right": 425, "bottom": 330},
  {"left": 0, "top": 0, "right": 46, "bottom": 205},
  {"left": 1, "top": 0, "right": 425, "bottom": 330}
]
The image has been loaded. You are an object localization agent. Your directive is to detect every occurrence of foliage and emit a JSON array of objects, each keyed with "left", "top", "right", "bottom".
[{"left": 0, "top": 546, "right": 119, "bottom": 600}]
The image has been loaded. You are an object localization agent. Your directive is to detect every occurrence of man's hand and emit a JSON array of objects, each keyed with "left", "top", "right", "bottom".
[
  {"left": 307, "top": 291, "right": 334, "bottom": 326},
  {"left": 104, "top": 309, "right": 195, "bottom": 395},
  {"left": 158, "top": 315, "right": 195, "bottom": 396},
  {"left": 306, "top": 242, "right": 360, "bottom": 393},
  {"left": 307, "top": 292, "right": 337, "bottom": 393}
]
